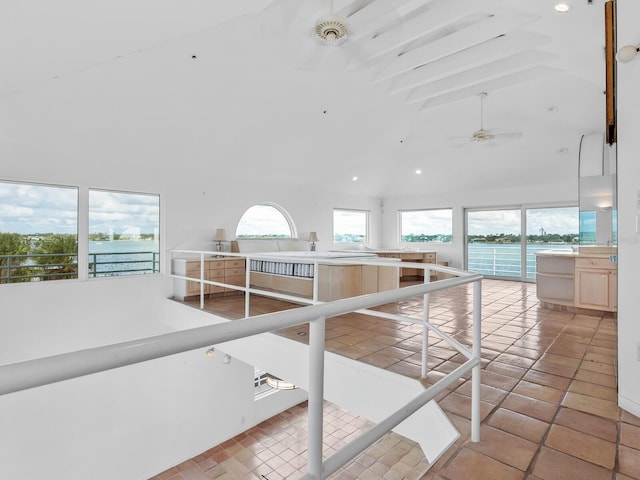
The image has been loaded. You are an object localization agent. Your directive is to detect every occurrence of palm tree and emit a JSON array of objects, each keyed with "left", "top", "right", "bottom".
[
  {"left": 0, "top": 233, "right": 29, "bottom": 283},
  {"left": 33, "top": 234, "right": 78, "bottom": 280}
]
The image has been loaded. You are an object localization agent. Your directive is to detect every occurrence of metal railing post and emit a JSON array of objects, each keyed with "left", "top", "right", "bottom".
[
  {"left": 7, "top": 256, "right": 12, "bottom": 283},
  {"left": 199, "top": 253, "right": 205, "bottom": 310},
  {"left": 245, "top": 257, "right": 251, "bottom": 318},
  {"left": 308, "top": 315, "right": 326, "bottom": 479},
  {"left": 492, "top": 248, "right": 496, "bottom": 275},
  {"left": 421, "top": 265, "right": 430, "bottom": 379},
  {"left": 471, "top": 279, "right": 482, "bottom": 442},
  {"left": 312, "top": 260, "right": 319, "bottom": 302}
]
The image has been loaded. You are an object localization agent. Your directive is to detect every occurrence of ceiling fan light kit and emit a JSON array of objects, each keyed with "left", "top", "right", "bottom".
[{"left": 314, "top": 13, "right": 351, "bottom": 45}]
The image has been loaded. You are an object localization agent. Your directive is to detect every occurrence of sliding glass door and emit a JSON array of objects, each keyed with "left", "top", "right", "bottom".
[
  {"left": 525, "top": 207, "right": 579, "bottom": 279},
  {"left": 466, "top": 208, "right": 522, "bottom": 278},
  {"left": 466, "top": 206, "right": 579, "bottom": 281}
]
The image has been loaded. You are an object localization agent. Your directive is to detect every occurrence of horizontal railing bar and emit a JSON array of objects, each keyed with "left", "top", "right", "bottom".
[
  {"left": 171, "top": 250, "right": 470, "bottom": 276},
  {"left": 354, "top": 309, "right": 474, "bottom": 360},
  {"left": 299, "top": 357, "right": 480, "bottom": 479},
  {"left": 0, "top": 274, "right": 481, "bottom": 396}
]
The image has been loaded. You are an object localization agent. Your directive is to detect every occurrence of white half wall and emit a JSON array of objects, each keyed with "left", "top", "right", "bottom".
[{"left": 0, "top": 295, "right": 307, "bottom": 480}]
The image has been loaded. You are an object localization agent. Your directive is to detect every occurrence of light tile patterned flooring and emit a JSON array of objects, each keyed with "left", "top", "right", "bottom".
[{"left": 154, "top": 279, "right": 640, "bottom": 480}]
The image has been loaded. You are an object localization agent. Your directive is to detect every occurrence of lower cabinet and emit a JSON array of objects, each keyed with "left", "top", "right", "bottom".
[
  {"left": 317, "top": 264, "right": 400, "bottom": 301},
  {"left": 377, "top": 252, "right": 437, "bottom": 280},
  {"left": 536, "top": 255, "right": 617, "bottom": 313},
  {"left": 173, "top": 257, "right": 246, "bottom": 301},
  {"left": 574, "top": 258, "right": 617, "bottom": 312}
]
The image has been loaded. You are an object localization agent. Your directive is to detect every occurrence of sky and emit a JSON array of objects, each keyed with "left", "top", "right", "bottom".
[
  {"left": 401, "top": 209, "right": 452, "bottom": 236},
  {"left": 0, "top": 181, "right": 159, "bottom": 235},
  {"left": 468, "top": 207, "right": 579, "bottom": 236},
  {"left": 236, "top": 204, "right": 293, "bottom": 236},
  {"left": 401, "top": 207, "right": 579, "bottom": 237},
  {"left": 1, "top": 181, "right": 579, "bottom": 238}
]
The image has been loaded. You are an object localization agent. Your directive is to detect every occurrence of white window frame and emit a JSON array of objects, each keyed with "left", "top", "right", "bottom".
[
  {"left": 399, "top": 208, "right": 453, "bottom": 244},
  {"left": 88, "top": 188, "right": 161, "bottom": 278},
  {"left": 235, "top": 203, "right": 296, "bottom": 239},
  {"left": 333, "top": 208, "right": 370, "bottom": 244}
]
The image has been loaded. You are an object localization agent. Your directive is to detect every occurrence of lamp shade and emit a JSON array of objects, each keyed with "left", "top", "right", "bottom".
[
  {"left": 308, "top": 231, "right": 318, "bottom": 242},
  {"left": 213, "top": 228, "right": 227, "bottom": 241}
]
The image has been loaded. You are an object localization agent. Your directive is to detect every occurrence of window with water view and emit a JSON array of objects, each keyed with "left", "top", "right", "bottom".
[
  {"left": 0, "top": 180, "right": 79, "bottom": 283},
  {"left": 333, "top": 209, "right": 369, "bottom": 244},
  {"left": 236, "top": 204, "right": 294, "bottom": 238},
  {"left": 466, "top": 206, "right": 579, "bottom": 280},
  {"left": 400, "top": 209, "right": 452, "bottom": 243},
  {"left": 88, "top": 190, "right": 160, "bottom": 277}
]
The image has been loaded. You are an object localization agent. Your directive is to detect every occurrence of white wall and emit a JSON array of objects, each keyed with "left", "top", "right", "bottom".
[
  {"left": 0, "top": 160, "right": 375, "bottom": 478},
  {"left": 0, "top": 336, "right": 307, "bottom": 479},
  {"left": 616, "top": 0, "right": 640, "bottom": 417},
  {"left": 381, "top": 179, "right": 577, "bottom": 269}
]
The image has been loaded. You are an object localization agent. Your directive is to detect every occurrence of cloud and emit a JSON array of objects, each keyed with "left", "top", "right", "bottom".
[
  {"left": 401, "top": 209, "right": 452, "bottom": 235},
  {"left": 89, "top": 190, "right": 159, "bottom": 234},
  {"left": 236, "top": 204, "right": 292, "bottom": 236},
  {"left": 469, "top": 207, "right": 579, "bottom": 235},
  {"left": 0, "top": 182, "right": 78, "bottom": 234},
  {"left": 0, "top": 181, "right": 159, "bottom": 235}
]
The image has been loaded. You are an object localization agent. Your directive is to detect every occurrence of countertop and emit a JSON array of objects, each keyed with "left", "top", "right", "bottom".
[
  {"left": 535, "top": 246, "right": 617, "bottom": 260},
  {"left": 331, "top": 248, "right": 437, "bottom": 254}
]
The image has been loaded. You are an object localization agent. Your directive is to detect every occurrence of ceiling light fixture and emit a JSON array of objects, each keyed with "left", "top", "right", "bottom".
[
  {"left": 415, "top": 169, "right": 422, "bottom": 175},
  {"left": 314, "top": 0, "right": 350, "bottom": 45},
  {"left": 554, "top": 3, "right": 570, "bottom": 13},
  {"left": 352, "top": 176, "right": 358, "bottom": 181},
  {"left": 616, "top": 44, "right": 640, "bottom": 63},
  {"left": 266, "top": 375, "right": 298, "bottom": 390}
]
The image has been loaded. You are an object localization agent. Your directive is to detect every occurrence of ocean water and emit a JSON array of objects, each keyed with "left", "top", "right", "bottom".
[
  {"left": 467, "top": 243, "right": 575, "bottom": 279},
  {"left": 89, "top": 240, "right": 159, "bottom": 276}
]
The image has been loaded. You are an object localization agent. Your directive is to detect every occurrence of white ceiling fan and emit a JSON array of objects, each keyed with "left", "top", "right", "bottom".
[
  {"left": 260, "top": 0, "right": 401, "bottom": 72},
  {"left": 452, "top": 92, "right": 523, "bottom": 145}
]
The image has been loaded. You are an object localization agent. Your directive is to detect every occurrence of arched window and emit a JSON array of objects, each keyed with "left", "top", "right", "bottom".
[{"left": 235, "top": 204, "right": 295, "bottom": 238}]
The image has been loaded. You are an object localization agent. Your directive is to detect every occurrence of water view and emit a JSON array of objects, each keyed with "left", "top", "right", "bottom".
[
  {"left": 89, "top": 240, "right": 160, "bottom": 276},
  {"left": 468, "top": 243, "right": 575, "bottom": 279}
]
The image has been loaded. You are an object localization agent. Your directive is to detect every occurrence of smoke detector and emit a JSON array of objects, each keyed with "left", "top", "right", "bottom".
[{"left": 314, "top": 13, "right": 350, "bottom": 45}]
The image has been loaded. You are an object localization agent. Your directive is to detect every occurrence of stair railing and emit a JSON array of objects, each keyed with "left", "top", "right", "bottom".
[{"left": 0, "top": 250, "right": 483, "bottom": 480}]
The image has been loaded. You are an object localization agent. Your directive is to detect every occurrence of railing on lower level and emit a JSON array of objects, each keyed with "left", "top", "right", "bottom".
[
  {"left": 0, "top": 251, "right": 159, "bottom": 282},
  {"left": 467, "top": 243, "right": 577, "bottom": 280},
  {"left": 0, "top": 250, "right": 482, "bottom": 480}
]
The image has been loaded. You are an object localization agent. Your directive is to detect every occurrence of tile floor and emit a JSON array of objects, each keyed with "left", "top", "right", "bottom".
[{"left": 154, "top": 279, "right": 640, "bottom": 480}]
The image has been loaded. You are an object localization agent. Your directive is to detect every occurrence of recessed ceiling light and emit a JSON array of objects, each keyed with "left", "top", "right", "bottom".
[
  {"left": 558, "top": 147, "right": 569, "bottom": 155},
  {"left": 555, "top": 3, "right": 570, "bottom": 13},
  {"left": 547, "top": 105, "right": 559, "bottom": 112},
  {"left": 352, "top": 176, "right": 359, "bottom": 181},
  {"left": 415, "top": 169, "right": 422, "bottom": 175}
]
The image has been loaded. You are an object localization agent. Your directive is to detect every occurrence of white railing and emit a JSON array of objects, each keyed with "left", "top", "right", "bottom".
[{"left": 0, "top": 250, "right": 483, "bottom": 480}]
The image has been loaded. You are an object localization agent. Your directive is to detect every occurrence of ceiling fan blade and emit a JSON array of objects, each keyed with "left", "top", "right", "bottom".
[
  {"left": 452, "top": 139, "right": 475, "bottom": 148},
  {"left": 491, "top": 131, "right": 523, "bottom": 139}
]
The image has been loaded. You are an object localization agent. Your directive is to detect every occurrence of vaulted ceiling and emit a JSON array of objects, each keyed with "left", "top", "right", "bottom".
[{"left": 2, "top": 0, "right": 608, "bottom": 198}]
